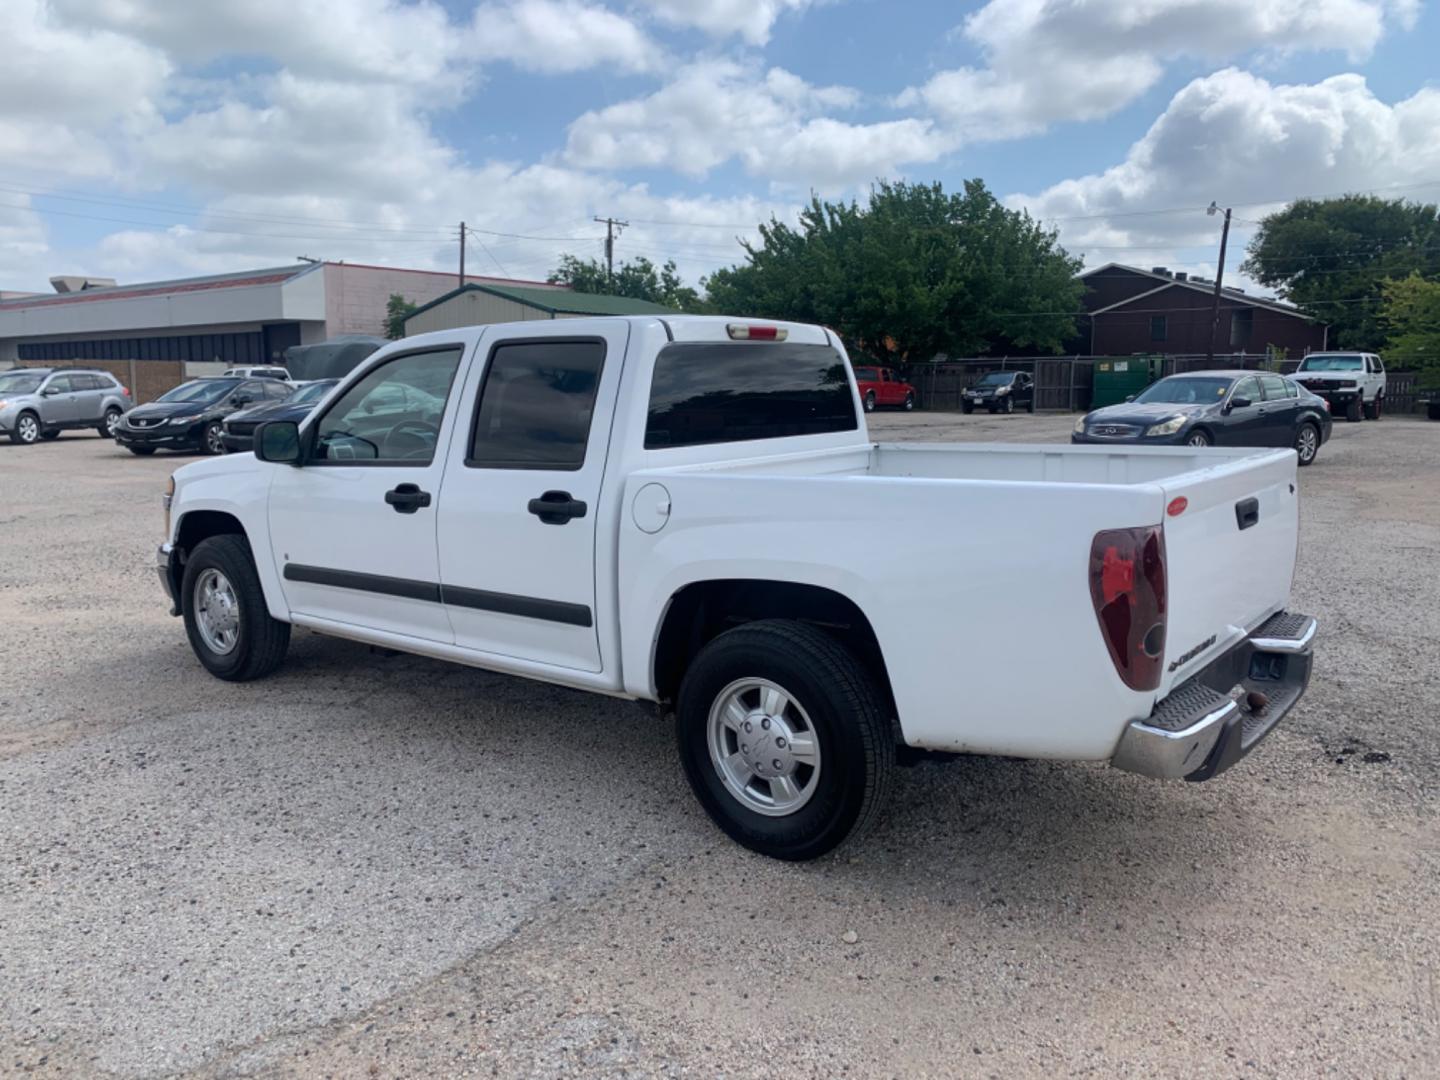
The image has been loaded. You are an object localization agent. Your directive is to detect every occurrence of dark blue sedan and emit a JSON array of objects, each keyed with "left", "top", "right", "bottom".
[{"left": 1072, "top": 371, "right": 1333, "bottom": 466}]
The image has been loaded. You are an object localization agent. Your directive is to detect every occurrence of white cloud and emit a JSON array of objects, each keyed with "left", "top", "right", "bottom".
[
  {"left": 638, "top": 0, "right": 815, "bottom": 45},
  {"left": 471, "top": 0, "right": 662, "bottom": 74},
  {"left": 901, "top": 0, "right": 1420, "bottom": 140},
  {"left": 53, "top": 0, "right": 465, "bottom": 94},
  {"left": 1008, "top": 69, "right": 1440, "bottom": 279},
  {"left": 564, "top": 60, "right": 951, "bottom": 188}
]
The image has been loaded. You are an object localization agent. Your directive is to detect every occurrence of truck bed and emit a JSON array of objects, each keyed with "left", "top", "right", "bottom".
[{"left": 624, "top": 440, "right": 1300, "bottom": 759}]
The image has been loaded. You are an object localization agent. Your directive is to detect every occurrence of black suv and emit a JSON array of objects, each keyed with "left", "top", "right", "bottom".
[
  {"left": 961, "top": 371, "right": 1036, "bottom": 414},
  {"left": 115, "top": 378, "right": 292, "bottom": 455}
]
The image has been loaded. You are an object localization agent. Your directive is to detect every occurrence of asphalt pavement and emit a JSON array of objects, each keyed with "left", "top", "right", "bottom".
[{"left": 1, "top": 412, "right": 1437, "bottom": 1078}]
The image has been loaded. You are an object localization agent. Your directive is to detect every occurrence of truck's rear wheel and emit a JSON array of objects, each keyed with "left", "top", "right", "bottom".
[
  {"left": 675, "top": 620, "right": 893, "bottom": 861},
  {"left": 1363, "top": 395, "right": 1382, "bottom": 420},
  {"left": 181, "top": 535, "right": 290, "bottom": 682}
]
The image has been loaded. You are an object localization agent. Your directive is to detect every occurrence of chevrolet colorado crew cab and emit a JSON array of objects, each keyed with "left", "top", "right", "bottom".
[{"left": 155, "top": 316, "right": 1317, "bottom": 860}]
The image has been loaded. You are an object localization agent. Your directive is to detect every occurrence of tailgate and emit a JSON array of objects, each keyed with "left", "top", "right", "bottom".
[{"left": 1158, "top": 450, "right": 1299, "bottom": 696}]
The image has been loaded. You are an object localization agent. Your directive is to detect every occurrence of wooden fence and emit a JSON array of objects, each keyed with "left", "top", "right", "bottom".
[{"left": 909, "top": 355, "right": 1426, "bottom": 413}]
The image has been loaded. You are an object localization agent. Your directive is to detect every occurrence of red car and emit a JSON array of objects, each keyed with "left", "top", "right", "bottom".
[{"left": 853, "top": 366, "right": 916, "bottom": 412}]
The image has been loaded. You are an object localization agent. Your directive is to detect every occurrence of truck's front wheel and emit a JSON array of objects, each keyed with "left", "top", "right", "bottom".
[
  {"left": 181, "top": 535, "right": 291, "bottom": 682},
  {"left": 676, "top": 620, "right": 893, "bottom": 861}
]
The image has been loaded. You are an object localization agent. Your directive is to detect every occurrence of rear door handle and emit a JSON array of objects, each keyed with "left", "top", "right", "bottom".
[
  {"left": 1235, "top": 497, "right": 1260, "bottom": 531},
  {"left": 528, "top": 490, "right": 587, "bottom": 525},
  {"left": 384, "top": 483, "right": 431, "bottom": 514}
]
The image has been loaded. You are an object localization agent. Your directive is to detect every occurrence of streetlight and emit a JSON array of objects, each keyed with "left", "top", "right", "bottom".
[{"left": 1205, "top": 201, "right": 1232, "bottom": 366}]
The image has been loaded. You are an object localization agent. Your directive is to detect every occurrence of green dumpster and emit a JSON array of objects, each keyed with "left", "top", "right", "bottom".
[{"left": 1091, "top": 355, "right": 1162, "bottom": 409}]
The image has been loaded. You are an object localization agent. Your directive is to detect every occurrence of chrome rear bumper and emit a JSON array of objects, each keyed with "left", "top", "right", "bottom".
[{"left": 1112, "top": 612, "right": 1317, "bottom": 781}]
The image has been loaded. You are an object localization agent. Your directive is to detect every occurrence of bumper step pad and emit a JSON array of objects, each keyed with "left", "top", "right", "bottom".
[{"left": 1145, "top": 680, "right": 1237, "bottom": 733}]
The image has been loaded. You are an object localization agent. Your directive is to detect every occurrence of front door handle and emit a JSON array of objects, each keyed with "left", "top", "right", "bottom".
[
  {"left": 385, "top": 483, "right": 431, "bottom": 514},
  {"left": 528, "top": 490, "right": 587, "bottom": 525}
]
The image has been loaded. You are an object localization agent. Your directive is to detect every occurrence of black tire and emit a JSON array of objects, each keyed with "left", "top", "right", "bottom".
[
  {"left": 961, "top": 401, "right": 974, "bottom": 415},
  {"left": 1295, "top": 422, "right": 1320, "bottom": 467},
  {"left": 863, "top": 391, "right": 876, "bottom": 413},
  {"left": 99, "top": 407, "right": 121, "bottom": 437},
  {"left": 675, "top": 619, "right": 894, "bottom": 861},
  {"left": 903, "top": 392, "right": 915, "bottom": 411},
  {"left": 1363, "top": 395, "right": 1382, "bottom": 421},
  {"left": 1000, "top": 396, "right": 1014, "bottom": 414},
  {"left": 40, "top": 429, "right": 61, "bottom": 440},
  {"left": 1185, "top": 428, "right": 1213, "bottom": 447},
  {"left": 10, "top": 411, "right": 41, "bottom": 445},
  {"left": 1344, "top": 398, "right": 1362, "bottom": 422},
  {"left": 203, "top": 421, "right": 225, "bottom": 455},
  {"left": 127, "top": 446, "right": 156, "bottom": 456},
  {"left": 181, "top": 534, "right": 290, "bottom": 682}
]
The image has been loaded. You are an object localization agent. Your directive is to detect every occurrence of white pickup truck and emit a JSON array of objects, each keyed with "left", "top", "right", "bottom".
[{"left": 156, "top": 316, "right": 1316, "bottom": 860}]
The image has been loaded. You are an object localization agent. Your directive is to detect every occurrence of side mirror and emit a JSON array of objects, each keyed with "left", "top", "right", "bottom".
[
  {"left": 232, "top": 394, "right": 252, "bottom": 407},
  {"left": 42, "top": 386, "right": 61, "bottom": 396},
  {"left": 255, "top": 420, "right": 302, "bottom": 465},
  {"left": 1124, "top": 394, "right": 1135, "bottom": 403},
  {"left": 1229, "top": 395, "right": 1252, "bottom": 410}
]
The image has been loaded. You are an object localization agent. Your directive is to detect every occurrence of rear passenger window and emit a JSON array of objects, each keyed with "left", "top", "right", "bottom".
[
  {"left": 646, "top": 342, "right": 858, "bottom": 449},
  {"left": 467, "top": 340, "right": 605, "bottom": 470},
  {"left": 1258, "top": 374, "right": 1288, "bottom": 400}
]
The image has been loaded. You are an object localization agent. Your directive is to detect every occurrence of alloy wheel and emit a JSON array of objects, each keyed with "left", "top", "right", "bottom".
[
  {"left": 707, "top": 677, "right": 822, "bottom": 817},
  {"left": 1297, "top": 426, "right": 1318, "bottom": 463},
  {"left": 193, "top": 568, "right": 240, "bottom": 655}
]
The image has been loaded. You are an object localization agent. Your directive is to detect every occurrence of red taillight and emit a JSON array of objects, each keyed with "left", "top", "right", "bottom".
[
  {"left": 727, "top": 323, "right": 787, "bottom": 341},
  {"left": 1090, "top": 526, "right": 1167, "bottom": 691},
  {"left": 1167, "top": 496, "right": 1188, "bottom": 517},
  {"left": 120, "top": 385, "right": 130, "bottom": 397}
]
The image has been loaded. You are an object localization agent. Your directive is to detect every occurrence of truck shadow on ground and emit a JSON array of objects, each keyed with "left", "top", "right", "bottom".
[{"left": 203, "top": 630, "right": 1277, "bottom": 912}]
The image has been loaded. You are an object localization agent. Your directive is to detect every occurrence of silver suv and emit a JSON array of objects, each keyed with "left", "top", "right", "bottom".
[{"left": 0, "top": 367, "right": 135, "bottom": 445}]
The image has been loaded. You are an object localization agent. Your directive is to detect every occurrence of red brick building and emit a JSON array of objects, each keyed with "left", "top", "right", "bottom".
[{"left": 1079, "top": 264, "right": 1327, "bottom": 358}]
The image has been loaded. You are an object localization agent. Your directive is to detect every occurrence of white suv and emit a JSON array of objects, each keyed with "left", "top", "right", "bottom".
[{"left": 1293, "top": 352, "right": 1386, "bottom": 421}]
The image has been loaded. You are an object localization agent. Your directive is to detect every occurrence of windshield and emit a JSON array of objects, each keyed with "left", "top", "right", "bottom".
[
  {"left": 1133, "top": 377, "right": 1232, "bottom": 405},
  {"left": 291, "top": 381, "right": 337, "bottom": 404},
  {"left": 854, "top": 367, "right": 879, "bottom": 381},
  {"left": 158, "top": 380, "right": 238, "bottom": 405},
  {"left": 0, "top": 373, "right": 45, "bottom": 395},
  {"left": 1298, "top": 354, "right": 1364, "bottom": 372},
  {"left": 976, "top": 371, "right": 1014, "bottom": 386}
]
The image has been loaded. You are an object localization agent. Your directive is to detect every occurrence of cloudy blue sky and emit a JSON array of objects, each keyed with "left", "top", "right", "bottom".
[{"left": 2, "top": 0, "right": 1437, "bottom": 295}]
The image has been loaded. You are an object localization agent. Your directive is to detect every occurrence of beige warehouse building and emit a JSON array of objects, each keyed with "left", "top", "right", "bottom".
[{"left": 403, "top": 283, "right": 674, "bottom": 336}]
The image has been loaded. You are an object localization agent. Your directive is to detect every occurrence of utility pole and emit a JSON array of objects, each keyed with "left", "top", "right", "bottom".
[
  {"left": 594, "top": 216, "right": 628, "bottom": 284},
  {"left": 1205, "top": 201, "right": 1232, "bottom": 366},
  {"left": 458, "top": 221, "right": 466, "bottom": 287}
]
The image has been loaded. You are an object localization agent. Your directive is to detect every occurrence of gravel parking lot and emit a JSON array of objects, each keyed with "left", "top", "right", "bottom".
[{"left": 2, "top": 413, "right": 1437, "bottom": 1078}]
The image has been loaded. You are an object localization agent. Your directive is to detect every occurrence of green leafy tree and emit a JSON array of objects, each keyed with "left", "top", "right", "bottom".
[
  {"left": 1242, "top": 195, "right": 1440, "bottom": 350},
  {"left": 548, "top": 254, "right": 701, "bottom": 311},
  {"left": 1381, "top": 273, "right": 1440, "bottom": 388},
  {"left": 702, "top": 179, "right": 1083, "bottom": 364},
  {"left": 384, "top": 293, "right": 418, "bottom": 339}
]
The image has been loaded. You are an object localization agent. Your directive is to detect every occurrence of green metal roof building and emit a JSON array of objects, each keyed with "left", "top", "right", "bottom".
[{"left": 402, "top": 283, "right": 676, "bottom": 336}]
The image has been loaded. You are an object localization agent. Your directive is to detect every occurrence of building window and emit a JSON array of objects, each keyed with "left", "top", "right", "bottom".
[
  {"left": 1150, "top": 315, "right": 1167, "bottom": 342},
  {"left": 1230, "top": 308, "right": 1254, "bottom": 348}
]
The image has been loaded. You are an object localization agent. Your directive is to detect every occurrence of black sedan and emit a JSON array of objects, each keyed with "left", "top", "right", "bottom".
[
  {"left": 1071, "top": 371, "right": 1332, "bottom": 466},
  {"left": 220, "top": 378, "right": 339, "bottom": 453},
  {"left": 115, "top": 377, "right": 291, "bottom": 456}
]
